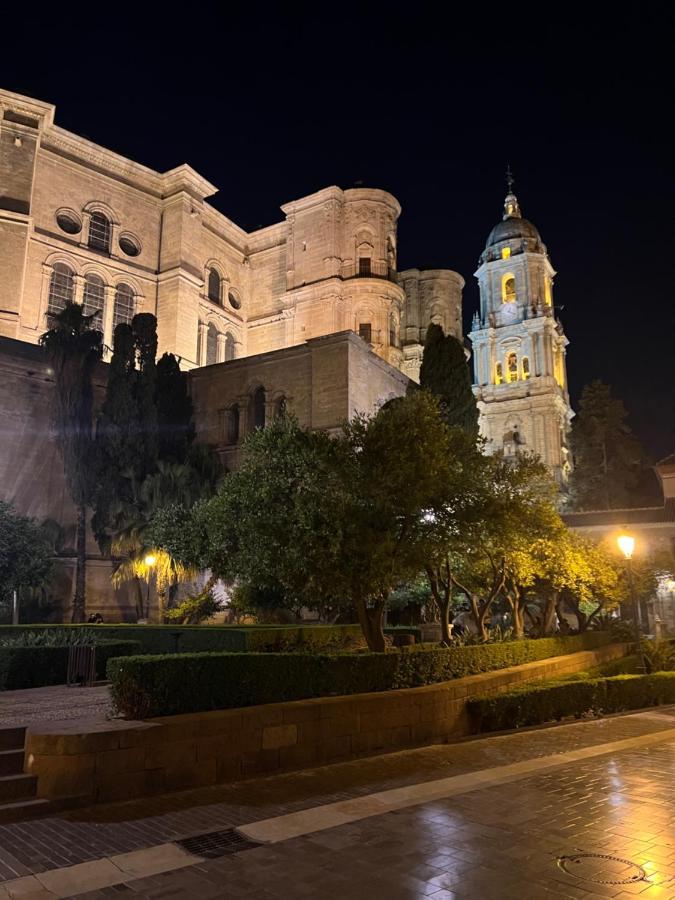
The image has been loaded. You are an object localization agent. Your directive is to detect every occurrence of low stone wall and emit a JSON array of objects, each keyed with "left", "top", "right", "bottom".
[{"left": 24, "top": 642, "right": 628, "bottom": 806}]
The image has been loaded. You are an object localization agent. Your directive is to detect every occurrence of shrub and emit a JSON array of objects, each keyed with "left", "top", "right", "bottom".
[
  {"left": 640, "top": 638, "right": 675, "bottom": 673},
  {"left": 108, "top": 632, "right": 612, "bottom": 719},
  {"left": 0, "top": 623, "right": 363, "bottom": 654},
  {"left": 0, "top": 640, "right": 140, "bottom": 691},
  {"left": 467, "top": 672, "right": 675, "bottom": 733}
]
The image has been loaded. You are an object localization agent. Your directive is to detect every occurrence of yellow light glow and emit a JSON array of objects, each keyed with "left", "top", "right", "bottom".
[
  {"left": 544, "top": 277, "right": 552, "bottom": 306},
  {"left": 617, "top": 534, "right": 635, "bottom": 559},
  {"left": 144, "top": 553, "right": 157, "bottom": 567},
  {"left": 502, "top": 274, "right": 516, "bottom": 303},
  {"left": 501, "top": 246, "right": 511, "bottom": 260}
]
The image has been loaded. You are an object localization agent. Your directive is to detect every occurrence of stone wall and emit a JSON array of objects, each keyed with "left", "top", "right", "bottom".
[{"left": 24, "top": 643, "right": 628, "bottom": 805}]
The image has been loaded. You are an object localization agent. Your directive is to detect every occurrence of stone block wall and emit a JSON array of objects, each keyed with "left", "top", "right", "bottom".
[{"left": 24, "top": 643, "right": 628, "bottom": 806}]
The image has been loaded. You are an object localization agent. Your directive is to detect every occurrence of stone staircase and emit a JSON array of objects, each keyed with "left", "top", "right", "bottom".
[{"left": 0, "top": 727, "right": 49, "bottom": 822}]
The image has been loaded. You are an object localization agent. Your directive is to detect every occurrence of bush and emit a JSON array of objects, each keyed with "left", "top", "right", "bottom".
[
  {"left": 467, "top": 672, "right": 675, "bottom": 733},
  {"left": 108, "top": 632, "right": 612, "bottom": 719},
  {"left": 0, "top": 623, "right": 363, "bottom": 654},
  {"left": 0, "top": 640, "right": 140, "bottom": 691}
]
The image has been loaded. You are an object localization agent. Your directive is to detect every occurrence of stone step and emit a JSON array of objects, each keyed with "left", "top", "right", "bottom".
[
  {"left": 0, "top": 797, "right": 50, "bottom": 824},
  {"left": 0, "top": 748, "right": 25, "bottom": 777},
  {"left": 0, "top": 773, "right": 37, "bottom": 804},
  {"left": 0, "top": 727, "right": 26, "bottom": 752}
]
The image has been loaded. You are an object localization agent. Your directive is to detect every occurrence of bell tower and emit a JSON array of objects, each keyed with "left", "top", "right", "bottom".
[{"left": 469, "top": 171, "right": 573, "bottom": 487}]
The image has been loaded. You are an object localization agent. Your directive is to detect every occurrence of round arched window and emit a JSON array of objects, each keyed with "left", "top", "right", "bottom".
[
  {"left": 119, "top": 234, "right": 141, "bottom": 257},
  {"left": 56, "top": 211, "right": 82, "bottom": 235},
  {"left": 228, "top": 291, "right": 242, "bottom": 310}
]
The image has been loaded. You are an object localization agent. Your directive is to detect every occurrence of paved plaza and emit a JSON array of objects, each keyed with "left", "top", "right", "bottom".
[{"left": 0, "top": 707, "right": 673, "bottom": 898}]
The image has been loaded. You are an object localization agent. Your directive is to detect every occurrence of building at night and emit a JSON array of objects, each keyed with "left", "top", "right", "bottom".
[
  {"left": 0, "top": 88, "right": 462, "bottom": 387},
  {"left": 469, "top": 177, "right": 573, "bottom": 487}
]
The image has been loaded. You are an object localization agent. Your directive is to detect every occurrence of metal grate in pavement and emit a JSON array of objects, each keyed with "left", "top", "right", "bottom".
[
  {"left": 175, "top": 828, "right": 261, "bottom": 859},
  {"left": 558, "top": 853, "right": 646, "bottom": 885}
]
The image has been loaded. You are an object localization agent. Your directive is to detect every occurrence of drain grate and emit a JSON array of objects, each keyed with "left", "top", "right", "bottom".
[
  {"left": 176, "top": 828, "right": 261, "bottom": 859},
  {"left": 558, "top": 853, "right": 646, "bottom": 885}
]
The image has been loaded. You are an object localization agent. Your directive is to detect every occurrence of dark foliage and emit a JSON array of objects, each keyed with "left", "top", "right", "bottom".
[{"left": 419, "top": 323, "right": 479, "bottom": 436}]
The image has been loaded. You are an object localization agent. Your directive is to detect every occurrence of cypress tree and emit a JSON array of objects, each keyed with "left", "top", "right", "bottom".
[
  {"left": 92, "top": 323, "right": 138, "bottom": 552},
  {"left": 155, "top": 352, "right": 195, "bottom": 464},
  {"left": 132, "top": 313, "right": 159, "bottom": 477},
  {"left": 419, "top": 324, "right": 479, "bottom": 436}
]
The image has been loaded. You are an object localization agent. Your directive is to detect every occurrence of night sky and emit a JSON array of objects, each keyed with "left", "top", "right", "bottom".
[{"left": 3, "top": 8, "right": 674, "bottom": 458}]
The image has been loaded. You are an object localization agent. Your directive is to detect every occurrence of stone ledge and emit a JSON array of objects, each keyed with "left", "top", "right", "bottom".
[{"left": 24, "top": 643, "right": 628, "bottom": 808}]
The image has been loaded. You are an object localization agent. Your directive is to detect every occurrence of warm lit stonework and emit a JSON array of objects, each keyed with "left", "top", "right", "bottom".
[
  {"left": 470, "top": 180, "right": 574, "bottom": 487},
  {"left": 0, "top": 88, "right": 462, "bottom": 382}
]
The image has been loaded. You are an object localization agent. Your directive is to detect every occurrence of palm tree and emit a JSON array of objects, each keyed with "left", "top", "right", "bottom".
[
  {"left": 109, "top": 459, "right": 217, "bottom": 619},
  {"left": 40, "top": 304, "right": 103, "bottom": 622}
]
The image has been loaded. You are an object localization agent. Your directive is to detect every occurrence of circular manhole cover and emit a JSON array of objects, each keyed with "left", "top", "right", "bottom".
[{"left": 558, "top": 854, "right": 646, "bottom": 885}]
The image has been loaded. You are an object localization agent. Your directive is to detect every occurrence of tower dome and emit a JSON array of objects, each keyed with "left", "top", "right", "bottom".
[{"left": 481, "top": 170, "right": 545, "bottom": 260}]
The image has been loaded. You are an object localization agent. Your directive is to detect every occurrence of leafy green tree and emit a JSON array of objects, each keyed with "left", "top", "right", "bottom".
[
  {"left": 0, "top": 502, "right": 54, "bottom": 619},
  {"left": 569, "top": 381, "right": 648, "bottom": 510},
  {"left": 152, "top": 393, "right": 460, "bottom": 651},
  {"left": 419, "top": 323, "right": 479, "bottom": 436},
  {"left": 40, "top": 304, "right": 103, "bottom": 621}
]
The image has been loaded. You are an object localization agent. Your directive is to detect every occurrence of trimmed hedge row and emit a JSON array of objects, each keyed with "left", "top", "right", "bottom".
[
  {"left": 108, "top": 632, "right": 612, "bottom": 719},
  {"left": 0, "top": 640, "right": 141, "bottom": 691},
  {"left": 0, "top": 623, "right": 363, "bottom": 654},
  {"left": 467, "top": 673, "right": 675, "bottom": 733}
]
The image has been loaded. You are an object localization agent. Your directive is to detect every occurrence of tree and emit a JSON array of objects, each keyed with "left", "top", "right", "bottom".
[
  {"left": 0, "top": 502, "right": 54, "bottom": 619},
  {"left": 155, "top": 352, "right": 194, "bottom": 463},
  {"left": 152, "top": 393, "right": 460, "bottom": 651},
  {"left": 419, "top": 323, "right": 479, "bottom": 436},
  {"left": 569, "top": 381, "right": 648, "bottom": 510},
  {"left": 40, "top": 304, "right": 103, "bottom": 621}
]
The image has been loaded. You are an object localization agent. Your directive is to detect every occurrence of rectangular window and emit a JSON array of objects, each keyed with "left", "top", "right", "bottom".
[
  {"left": 359, "top": 257, "right": 371, "bottom": 276},
  {"left": 359, "top": 323, "right": 372, "bottom": 343}
]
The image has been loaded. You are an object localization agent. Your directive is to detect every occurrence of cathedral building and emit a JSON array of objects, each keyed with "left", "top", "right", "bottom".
[
  {"left": 469, "top": 177, "right": 573, "bottom": 487},
  {"left": 0, "top": 88, "right": 462, "bottom": 387},
  {"left": 0, "top": 88, "right": 575, "bottom": 617}
]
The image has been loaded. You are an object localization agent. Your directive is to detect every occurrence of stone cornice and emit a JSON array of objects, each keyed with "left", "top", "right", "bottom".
[{"left": 0, "top": 88, "right": 55, "bottom": 127}]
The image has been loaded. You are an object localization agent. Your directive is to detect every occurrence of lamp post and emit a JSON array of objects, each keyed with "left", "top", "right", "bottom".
[
  {"left": 617, "top": 533, "right": 642, "bottom": 669},
  {"left": 144, "top": 553, "right": 157, "bottom": 620}
]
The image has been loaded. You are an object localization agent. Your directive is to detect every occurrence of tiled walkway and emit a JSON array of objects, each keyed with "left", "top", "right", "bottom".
[
  {"left": 0, "top": 685, "right": 111, "bottom": 728},
  {"left": 0, "top": 709, "right": 673, "bottom": 896}
]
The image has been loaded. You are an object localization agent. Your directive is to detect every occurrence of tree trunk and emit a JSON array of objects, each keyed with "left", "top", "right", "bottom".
[
  {"left": 540, "top": 592, "right": 558, "bottom": 636},
  {"left": 507, "top": 590, "right": 525, "bottom": 638},
  {"left": 71, "top": 503, "right": 87, "bottom": 623},
  {"left": 356, "top": 597, "right": 386, "bottom": 652}
]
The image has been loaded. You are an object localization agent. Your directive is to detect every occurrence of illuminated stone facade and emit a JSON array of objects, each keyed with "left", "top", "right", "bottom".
[
  {"left": 0, "top": 88, "right": 462, "bottom": 382},
  {"left": 469, "top": 183, "right": 573, "bottom": 487}
]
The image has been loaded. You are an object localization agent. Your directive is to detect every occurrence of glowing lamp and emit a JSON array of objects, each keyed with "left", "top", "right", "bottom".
[
  {"left": 144, "top": 553, "right": 157, "bottom": 567},
  {"left": 617, "top": 534, "right": 635, "bottom": 560}
]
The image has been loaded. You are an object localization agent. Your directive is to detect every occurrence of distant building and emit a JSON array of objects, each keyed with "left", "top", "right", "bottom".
[{"left": 469, "top": 174, "right": 573, "bottom": 488}]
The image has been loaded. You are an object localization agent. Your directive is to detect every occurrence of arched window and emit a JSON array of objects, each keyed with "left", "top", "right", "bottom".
[
  {"left": 250, "top": 386, "right": 266, "bottom": 430},
  {"left": 113, "top": 283, "right": 135, "bottom": 329},
  {"left": 495, "top": 362, "right": 503, "bottom": 385},
  {"left": 544, "top": 277, "right": 552, "bottom": 306},
  {"left": 206, "top": 323, "right": 218, "bottom": 365},
  {"left": 47, "top": 263, "right": 75, "bottom": 314},
  {"left": 88, "top": 212, "right": 111, "bottom": 253},
  {"left": 82, "top": 274, "right": 105, "bottom": 329},
  {"left": 224, "top": 333, "right": 236, "bottom": 361},
  {"left": 226, "top": 405, "right": 240, "bottom": 444},
  {"left": 501, "top": 246, "right": 511, "bottom": 260},
  {"left": 506, "top": 352, "right": 518, "bottom": 383},
  {"left": 522, "top": 356, "right": 530, "bottom": 380},
  {"left": 358, "top": 256, "right": 371, "bottom": 276},
  {"left": 389, "top": 314, "right": 397, "bottom": 347},
  {"left": 502, "top": 274, "right": 516, "bottom": 303},
  {"left": 207, "top": 268, "right": 221, "bottom": 304}
]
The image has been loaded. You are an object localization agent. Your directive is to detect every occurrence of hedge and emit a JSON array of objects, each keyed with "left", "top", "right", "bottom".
[
  {"left": 0, "top": 640, "right": 141, "bottom": 691},
  {"left": 108, "top": 632, "right": 612, "bottom": 719},
  {"left": 467, "top": 672, "right": 675, "bottom": 733},
  {"left": 0, "top": 623, "right": 363, "bottom": 654}
]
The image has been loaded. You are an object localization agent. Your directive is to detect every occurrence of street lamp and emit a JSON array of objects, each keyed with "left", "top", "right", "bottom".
[{"left": 617, "top": 533, "right": 643, "bottom": 668}]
